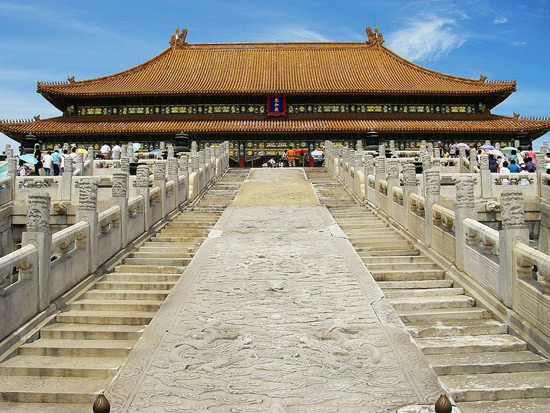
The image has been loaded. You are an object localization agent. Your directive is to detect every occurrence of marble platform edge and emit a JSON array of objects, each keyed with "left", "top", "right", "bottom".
[
  {"left": 317, "top": 206, "right": 445, "bottom": 406},
  {"left": 104, "top": 206, "right": 236, "bottom": 413}
]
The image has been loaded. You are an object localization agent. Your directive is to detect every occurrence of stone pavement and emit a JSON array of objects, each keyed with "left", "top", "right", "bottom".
[{"left": 105, "top": 168, "right": 442, "bottom": 412}]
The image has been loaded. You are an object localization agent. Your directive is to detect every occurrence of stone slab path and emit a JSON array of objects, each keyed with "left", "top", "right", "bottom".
[{"left": 106, "top": 168, "right": 442, "bottom": 412}]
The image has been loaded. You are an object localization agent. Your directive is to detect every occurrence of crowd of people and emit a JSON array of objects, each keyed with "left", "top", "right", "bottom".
[{"left": 15, "top": 143, "right": 123, "bottom": 177}]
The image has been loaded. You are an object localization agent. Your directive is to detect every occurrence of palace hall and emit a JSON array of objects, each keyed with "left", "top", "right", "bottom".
[{"left": 2, "top": 27, "right": 550, "bottom": 160}]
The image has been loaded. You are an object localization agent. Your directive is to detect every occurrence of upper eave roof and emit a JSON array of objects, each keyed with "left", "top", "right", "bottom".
[
  {"left": 36, "top": 41, "right": 516, "bottom": 98},
  {"left": 3, "top": 115, "right": 549, "bottom": 136}
]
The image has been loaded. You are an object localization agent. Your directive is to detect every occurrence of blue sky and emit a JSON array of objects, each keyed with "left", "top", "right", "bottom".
[{"left": 1, "top": 0, "right": 549, "bottom": 149}]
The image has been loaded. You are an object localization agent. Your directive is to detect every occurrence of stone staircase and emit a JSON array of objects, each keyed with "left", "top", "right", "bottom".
[
  {"left": 0, "top": 168, "right": 247, "bottom": 412},
  {"left": 306, "top": 168, "right": 550, "bottom": 412}
]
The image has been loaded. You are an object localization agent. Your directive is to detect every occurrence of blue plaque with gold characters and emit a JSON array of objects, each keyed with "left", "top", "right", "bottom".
[{"left": 267, "top": 96, "right": 286, "bottom": 117}]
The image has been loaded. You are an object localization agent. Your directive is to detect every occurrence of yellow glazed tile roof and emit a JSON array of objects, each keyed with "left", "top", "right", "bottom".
[{"left": 37, "top": 42, "right": 516, "bottom": 97}]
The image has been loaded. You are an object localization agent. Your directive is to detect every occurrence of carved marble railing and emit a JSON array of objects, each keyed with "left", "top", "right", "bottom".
[
  {"left": 0, "top": 142, "right": 231, "bottom": 343},
  {"left": 0, "top": 176, "right": 13, "bottom": 205},
  {"left": 541, "top": 173, "right": 550, "bottom": 200},
  {"left": 407, "top": 192, "right": 426, "bottom": 243},
  {"left": 0, "top": 244, "right": 39, "bottom": 343},
  {"left": 491, "top": 172, "right": 537, "bottom": 196},
  {"left": 50, "top": 221, "right": 90, "bottom": 303},
  {"left": 431, "top": 204, "right": 456, "bottom": 262},
  {"left": 391, "top": 187, "right": 405, "bottom": 224}
]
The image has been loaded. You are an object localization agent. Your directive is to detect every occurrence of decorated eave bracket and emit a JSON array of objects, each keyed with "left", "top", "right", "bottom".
[
  {"left": 366, "top": 26, "right": 384, "bottom": 46},
  {"left": 170, "top": 28, "right": 188, "bottom": 48}
]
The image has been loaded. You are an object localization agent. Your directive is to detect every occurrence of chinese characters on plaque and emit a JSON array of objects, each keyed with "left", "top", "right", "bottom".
[{"left": 267, "top": 96, "right": 286, "bottom": 117}]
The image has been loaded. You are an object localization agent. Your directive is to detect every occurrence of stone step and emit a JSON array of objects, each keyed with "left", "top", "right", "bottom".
[
  {"left": 416, "top": 334, "right": 528, "bottom": 355},
  {"left": 427, "top": 351, "right": 550, "bottom": 375},
  {"left": 41, "top": 323, "right": 144, "bottom": 341},
  {"left": 18, "top": 339, "right": 135, "bottom": 357},
  {"left": 122, "top": 257, "right": 190, "bottom": 266},
  {"left": 352, "top": 240, "right": 411, "bottom": 248},
  {"left": 83, "top": 289, "right": 169, "bottom": 301},
  {"left": 362, "top": 255, "right": 432, "bottom": 264},
  {"left": 95, "top": 281, "right": 176, "bottom": 290},
  {"left": 115, "top": 265, "right": 182, "bottom": 273},
  {"left": 458, "top": 398, "right": 550, "bottom": 412},
  {"left": 389, "top": 295, "right": 474, "bottom": 311},
  {"left": 372, "top": 269, "right": 446, "bottom": 281},
  {"left": 358, "top": 249, "right": 419, "bottom": 257},
  {"left": 151, "top": 236, "right": 203, "bottom": 243},
  {"left": 141, "top": 243, "right": 196, "bottom": 250},
  {"left": 130, "top": 251, "right": 193, "bottom": 258},
  {"left": 105, "top": 273, "right": 180, "bottom": 282},
  {"left": 160, "top": 229, "right": 209, "bottom": 235},
  {"left": 0, "top": 402, "right": 91, "bottom": 412},
  {"left": 384, "top": 287, "right": 464, "bottom": 298},
  {"left": 366, "top": 262, "right": 442, "bottom": 272},
  {"left": 56, "top": 310, "right": 155, "bottom": 325},
  {"left": 70, "top": 299, "right": 163, "bottom": 312},
  {"left": 0, "top": 376, "right": 107, "bottom": 403},
  {"left": 139, "top": 246, "right": 195, "bottom": 253},
  {"left": 378, "top": 279, "right": 454, "bottom": 289},
  {"left": 398, "top": 307, "right": 492, "bottom": 323},
  {"left": 407, "top": 319, "right": 508, "bottom": 338},
  {"left": 0, "top": 355, "right": 124, "bottom": 378},
  {"left": 443, "top": 371, "right": 550, "bottom": 402}
]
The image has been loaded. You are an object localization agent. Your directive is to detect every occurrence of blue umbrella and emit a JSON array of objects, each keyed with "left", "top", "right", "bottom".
[
  {"left": 481, "top": 144, "right": 495, "bottom": 150},
  {"left": 19, "top": 154, "right": 38, "bottom": 165},
  {"left": 0, "top": 164, "right": 7, "bottom": 178}
]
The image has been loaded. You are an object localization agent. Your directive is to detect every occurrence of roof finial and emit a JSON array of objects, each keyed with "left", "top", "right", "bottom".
[
  {"left": 479, "top": 74, "right": 487, "bottom": 83},
  {"left": 513, "top": 112, "right": 520, "bottom": 119},
  {"left": 366, "top": 26, "right": 384, "bottom": 46},
  {"left": 67, "top": 76, "right": 75, "bottom": 83},
  {"left": 170, "top": 27, "right": 188, "bottom": 48}
]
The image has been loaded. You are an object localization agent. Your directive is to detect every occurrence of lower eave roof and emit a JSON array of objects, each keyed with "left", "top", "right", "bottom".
[{"left": 2, "top": 115, "right": 550, "bottom": 136}]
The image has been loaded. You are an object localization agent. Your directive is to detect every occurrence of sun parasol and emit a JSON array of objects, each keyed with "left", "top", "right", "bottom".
[
  {"left": 487, "top": 149, "right": 504, "bottom": 159},
  {"left": 19, "top": 154, "right": 38, "bottom": 165},
  {"left": 481, "top": 144, "right": 495, "bottom": 150},
  {"left": 456, "top": 143, "right": 470, "bottom": 150}
]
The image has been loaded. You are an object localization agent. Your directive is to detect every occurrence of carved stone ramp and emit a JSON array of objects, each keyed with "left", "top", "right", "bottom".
[
  {"left": 306, "top": 168, "right": 550, "bottom": 412},
  {"left": 0, "top": 169, "right": 248, "bottom": 412},
  {"left": 105, "top": 167, "right": 442, "bottom": 412}
]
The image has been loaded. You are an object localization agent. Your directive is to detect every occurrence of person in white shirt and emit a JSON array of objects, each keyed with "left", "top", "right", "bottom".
[
  {"left": 111, "top": 143, "right": 121, "bottom": 159},
  {"left": 42, "top": 151, "right": 53, "bottom": 176},
  {"left": 100, "top": 144, "right": 111, "bottom": 159},
  {"left": 69, "top": 146, "right": 78, "bottom": 160}
]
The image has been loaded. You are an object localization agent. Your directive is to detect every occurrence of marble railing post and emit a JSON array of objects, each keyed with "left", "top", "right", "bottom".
[
  {"left": 7, "top": 157, "right": 17, "bottom": 199},
  {"left": 402, "top": 163, "right": 418, "bottom": 231},
  {"left": 153, "top": 161, "right": 168, "bottom": 217},
  {"left": 76, "top": 178, "right": 99, "bottom": 273},
  {"left": 498, "top": 189, "right": 529, "bottom": 306},
  {"left": 189, "top": 154, "right": 199, "bottom": 201},
  {"left": 191, "top": 141, "right": 198, "bottom": 157},
  {"left": 455, "top": 176, "right": 476, "bottom": 271},
  {"left": 386, "top": 158, "right": 400, "bottom": 217},
  {"left": 479, "top": 154, "right": 491, "bottom": 199},
  {"left": 424, "top": 169, "right": 441, "bottom": 247},
  {"left": 120, "top": 157, "right": 130, "bottom": 175},
  {"left": 167, "top": 145, "right": 175, "bottom": 160},
  {"left": 21, "top": 193, "right": 52, "bottom": 311},
  {"left": 427, "top": 142, "right": 434, "bottom": 159},
  {"left": 469, "top": 150, "right": 477, "bottom": 173},
  {"left": 60, "top": 158, "right": 73, "bottom": 200},
  {"left": 5, "top": 144, "right": 13, "bottom": 158},
  {"left": 127, "top": 142, "right": 134, "bottom": 162},
  {"left": 205, "top": 147, "right": 213, "bottom": 182},
  {"left": 121, "top": 145, "right": 127, "bottom": 159},
  {"left": 364, "top": 155, "right": 374, "bottom": 176},
  {"left": 459, "top": 146, "right": 467, "bottom": 172},
  {"left": 134, "top": 165, "right": 150, "bottom": 230},
  {"left": 167, "top": 157, "right": 180, "bottom": 205},
  {"left": 421, "top": 155, "right": 432, "bottom": 196},
  {"left": 537, "top": 152, "right": 550, "bottom": 254},
  {"left": 389, "top": 140, "right": 396, "bottom": 156},
  {"left": 111, "top": 172, "right": 128, "bottom": 247},
  {"left": 198, "top": 151, "right": 206, "bottom": 192},
  {"left": 76, "top": 153, "right": 84, "bottom": 175},
  {"left": 374, "top": 156, "right": 386, "bottom": 208}
]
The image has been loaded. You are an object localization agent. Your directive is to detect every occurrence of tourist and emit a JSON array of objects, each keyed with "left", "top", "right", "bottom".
[
  {"left": 523, "top": 156, "right": 536, "bottom": 173},
  {"left": 43, "top": 151, "right": 53, "bottom": 176},
  {"left": 100, "top": 143, "right": 111, "bottom": 159},
  {"left": 69, "top": 146, "right": 78, "bottom": 160},
  {"left": 111, "top": 142, "right": 121, "bottom": 159},
  {"left": 51, "top": 148, "right": 60, "bottom": 176},
  {"left": 449, "top": 144, "right": 456, "bottom": 157},
  {"left": 488, "top": 154, "right": 498, "bottom": 172},
  {"left": 286, "top": 147, "right": 296, "bottom": 167},
  {"left": 527, "top": 145, "right": 536, "bottom": 163},
  {"left": 268, "top": 158, "right": 276, "bottom": 168},
  {"left": 61, "top": 149, "right": 69, "bottom": 172},
  {"left": 500, "top": 161, "right": 511, "bottom": 184},
  {"left": 508, "top": 159, "right": 521, "bottom": 173},
  {"left": 33, "top": 144, "right": 43, "bottom": 176}
]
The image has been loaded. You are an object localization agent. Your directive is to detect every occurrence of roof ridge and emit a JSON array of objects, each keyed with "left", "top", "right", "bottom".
[{"left": 379, "top": 45, "right": 516, "bottom": 87}]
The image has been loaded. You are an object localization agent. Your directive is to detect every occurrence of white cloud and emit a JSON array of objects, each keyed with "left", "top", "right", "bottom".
[
  {"left": 494, "top": 16, "right": 508, "bottom": 24},
  {"left": 387, "top": 17, "right": 466, "bottom": 61}
]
